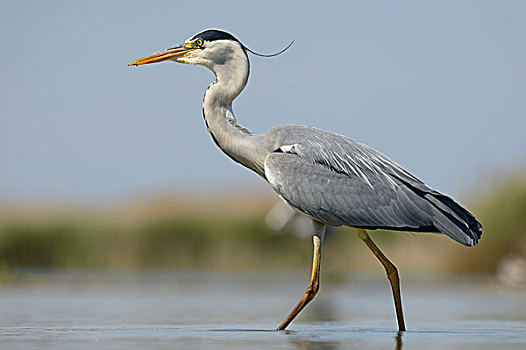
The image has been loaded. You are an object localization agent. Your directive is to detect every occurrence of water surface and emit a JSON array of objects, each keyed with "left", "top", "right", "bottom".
[{"left": 0, "top": 270, "right": 524, "bottom": 349}]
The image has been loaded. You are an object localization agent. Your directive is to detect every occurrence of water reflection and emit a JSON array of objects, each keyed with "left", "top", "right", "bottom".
[
  {"left": 284, "top": 330, "right": 403, "bottom": 350},
  {"left": 288, "top": 338, "right": 340, "bottom": 350},
  {"left": 395, "top": 331, "right": 403, "bottom": 350}
]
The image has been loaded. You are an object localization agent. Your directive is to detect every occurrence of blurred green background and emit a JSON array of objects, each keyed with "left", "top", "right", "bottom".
[{"left": 1, "top": 173, "right": 525, "bottom": 282}]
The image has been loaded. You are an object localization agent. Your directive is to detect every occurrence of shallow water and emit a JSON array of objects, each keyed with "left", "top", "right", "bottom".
[{"left": 0, "top": 270, "right": 525, "bottom": 349}]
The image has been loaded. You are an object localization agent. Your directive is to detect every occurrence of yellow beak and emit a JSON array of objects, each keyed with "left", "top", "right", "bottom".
[{"left": 128, "top": 44, "right": 193, "bottom": 66}]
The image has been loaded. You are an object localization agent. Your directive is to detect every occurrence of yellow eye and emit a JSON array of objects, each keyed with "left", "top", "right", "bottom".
[{"left": 195, "top": 39, "right": 203, "bottom": 47}]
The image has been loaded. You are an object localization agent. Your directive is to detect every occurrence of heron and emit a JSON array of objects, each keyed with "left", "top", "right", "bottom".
[{"left": 128, "top": 29, "right": 482, "bottom": 331}]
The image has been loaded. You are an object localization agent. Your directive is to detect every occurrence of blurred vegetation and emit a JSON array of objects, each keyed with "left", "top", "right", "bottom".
[
  {"left": 0, "top": 212, "right": 311, "bottom": 272},
  {"left": 449, "top": 176, "right": 526, "bottom": 272},
  {"left": 0, "top": 175, "right": 525, "bottom": 278}
]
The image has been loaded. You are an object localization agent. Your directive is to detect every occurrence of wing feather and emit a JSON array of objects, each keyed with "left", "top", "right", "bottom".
[{"left": 264, "top": 129, "right": 482, "bottom": 246}]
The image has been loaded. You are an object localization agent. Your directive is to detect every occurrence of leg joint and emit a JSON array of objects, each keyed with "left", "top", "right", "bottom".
[
  {"left": 386, "top": 269, "right": 400, "bottom": 288},
  {"left": 306, "top": 282, "right": 319, "bottom": 295},
  {"left": 385, "top": 263, "right": 399, "bottom": 279}
]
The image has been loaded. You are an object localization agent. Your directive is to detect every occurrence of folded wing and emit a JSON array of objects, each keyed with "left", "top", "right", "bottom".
[{"left": 264, "top": 131, "right": 482, "bottom": 246}]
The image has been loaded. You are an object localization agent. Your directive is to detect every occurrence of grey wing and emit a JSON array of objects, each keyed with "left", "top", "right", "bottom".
[
  {"left": 263, "top": 132, "right": 482, "bottom": 246},
  {"left": 264, "top": 152, "right": 435, "bottom": 230}
]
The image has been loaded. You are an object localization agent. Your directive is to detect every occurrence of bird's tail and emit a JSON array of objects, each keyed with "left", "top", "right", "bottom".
[{"left": 425, "top": 192, "right": 483, "bottom": 246}]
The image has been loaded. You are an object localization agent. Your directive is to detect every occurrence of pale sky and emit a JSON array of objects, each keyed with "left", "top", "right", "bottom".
[{"left": 1, "top": 1, "right": 525, "bottom": 201}]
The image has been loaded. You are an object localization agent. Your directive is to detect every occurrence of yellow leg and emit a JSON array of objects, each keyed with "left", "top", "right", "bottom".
[
  {"left": 277, "top": 220, "right": 326, "bottom": 330},
  {"left": 355, "top": 229, "right": 406, "bottom": 331}
]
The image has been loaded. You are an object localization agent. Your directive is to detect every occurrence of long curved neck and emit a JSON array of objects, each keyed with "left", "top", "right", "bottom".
[{"left": 203, "top": 48, "right": 266, "bottom": 175}]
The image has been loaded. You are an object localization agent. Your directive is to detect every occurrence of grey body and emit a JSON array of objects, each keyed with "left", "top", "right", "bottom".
[{"left": 216, "top": 121, "right": 481, "bottom": 246}]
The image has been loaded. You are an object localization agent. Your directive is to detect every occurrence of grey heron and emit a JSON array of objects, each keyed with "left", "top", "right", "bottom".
[{"left": 128, "top": 29, "right": 482, "bottom": 331}]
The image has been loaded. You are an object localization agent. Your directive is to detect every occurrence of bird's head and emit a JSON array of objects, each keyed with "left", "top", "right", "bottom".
[
  {"left": 128, "top": 29, "right": 244, "bottom": 70},
  {"left": 128, "top": 29, "right": 292, "bottom": 71}
]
